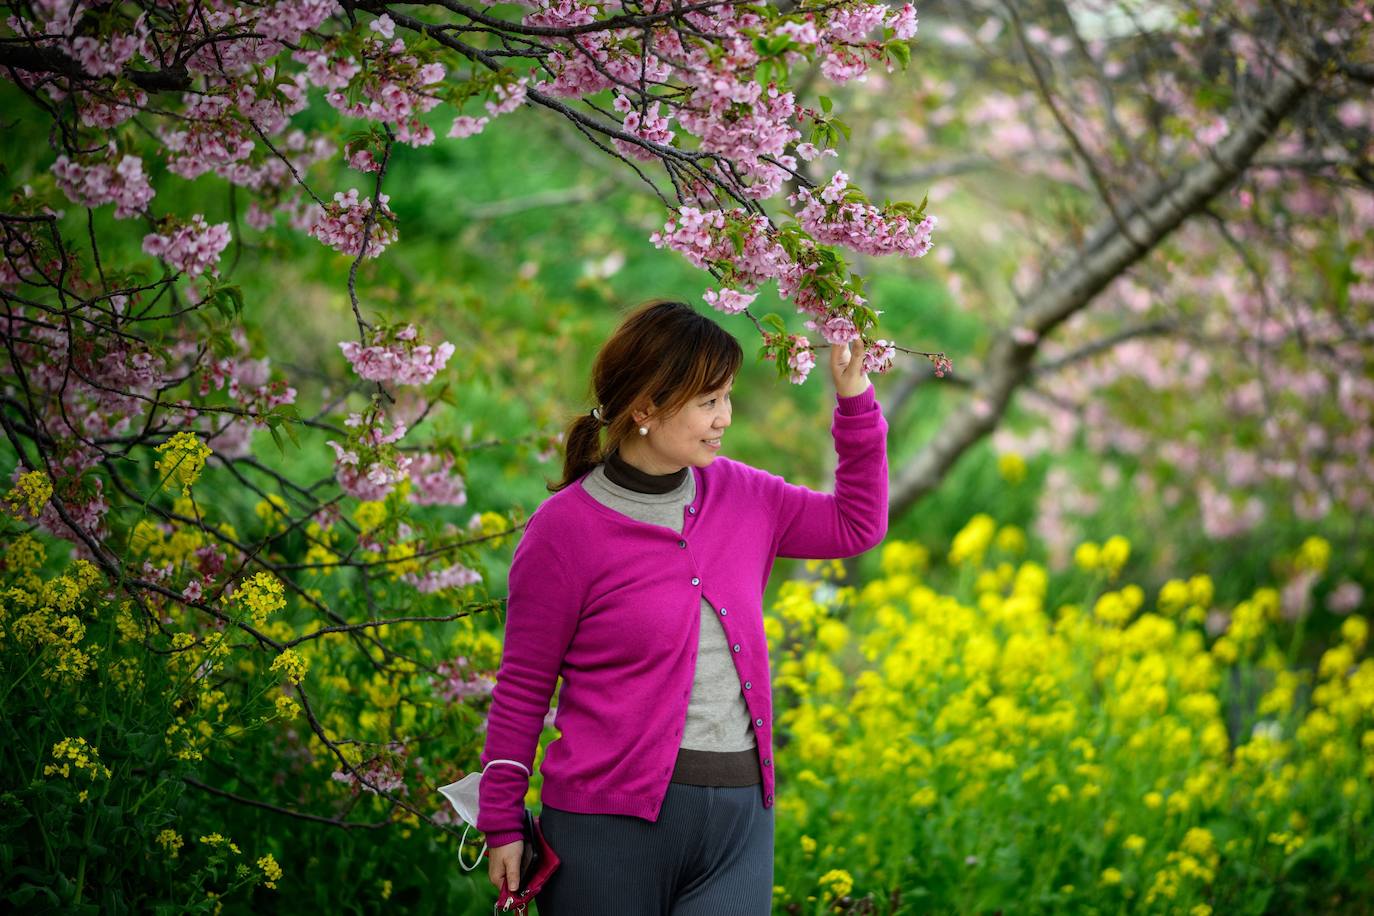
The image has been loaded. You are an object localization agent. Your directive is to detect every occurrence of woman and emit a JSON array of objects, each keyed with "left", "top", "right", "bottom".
[{"left": 476, "top": 299, "right": 889, "bottom": 914}]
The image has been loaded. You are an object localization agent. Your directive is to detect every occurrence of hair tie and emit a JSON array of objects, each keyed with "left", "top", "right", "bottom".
[{"left": 589, "top": 406, "right": 610, "bottom": 426}]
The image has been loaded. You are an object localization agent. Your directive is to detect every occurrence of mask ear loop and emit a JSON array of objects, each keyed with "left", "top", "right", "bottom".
[
  {"left": 458, "top": 823, "right": 487, "bottom": 872},
  {"left": 457, "top": 758, "right": 531, "bottom": 873}
]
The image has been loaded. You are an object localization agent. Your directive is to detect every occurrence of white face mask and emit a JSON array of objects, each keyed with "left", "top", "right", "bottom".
[{"left": 438, "top": 759, "right": 530, "bottom": 871}]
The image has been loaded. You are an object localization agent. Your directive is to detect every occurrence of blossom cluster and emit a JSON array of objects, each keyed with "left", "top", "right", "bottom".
[
  {"left": 308, "top": 189, "right": 398, "bottom": 259},
  {"left": 51, "top": 151, "right": 154, "bottom": 218},
  {"left": 142, "top": 216, "right": 233, "bottom": 278},
  {"left": 790, "top": 171, "right": 939, "bottom": 258},
  {"left": 403, "top": 561, "right": 483, "bottom": 594},
  {"left": 338, "top": 324, "right": 456, "bottom": 386},
  {"left": 431, "top": 657, "right": 496, "bottom": 702}
]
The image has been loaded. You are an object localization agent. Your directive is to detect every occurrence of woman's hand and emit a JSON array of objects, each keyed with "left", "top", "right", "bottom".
[
  {"left": 830, "top": 338, "right": 871, "bottom": 399},
  {"left": 487, "top": 839, "right": 524, "bottom": 894}
]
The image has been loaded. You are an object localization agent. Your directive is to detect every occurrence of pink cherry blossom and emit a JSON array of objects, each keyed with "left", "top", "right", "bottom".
[
  {"left": 51, "top": 150, "right": 155, "bottom": 218},
  {"left": 339, "top": 324, "right": 456, "bottom": 386},
  {"left": 307, "top": 188, "right": 398, "bottom": 258},
  {"left": 142, "top": 215, "right": 232, "bottom": 278}
]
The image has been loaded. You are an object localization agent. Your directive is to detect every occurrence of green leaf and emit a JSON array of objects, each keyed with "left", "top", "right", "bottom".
[
  {"left": 888, "top": 39, "right": 912, "bottom": 69},
  {"left": 762, "top": 312, "right": 787, "bottom": 333},
  {"left": 819, "top": 95, "right": 833, "bottom": 114}
]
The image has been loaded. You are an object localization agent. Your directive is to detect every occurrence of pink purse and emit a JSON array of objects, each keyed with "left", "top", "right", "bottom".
[{"left": 493, "top": 809, "right": 561, "bottom": 914}]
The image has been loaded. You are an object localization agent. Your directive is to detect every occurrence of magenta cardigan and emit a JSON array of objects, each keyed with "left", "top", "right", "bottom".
[{"left": 476, "top": 383, "right": 889, "bottom": 848}]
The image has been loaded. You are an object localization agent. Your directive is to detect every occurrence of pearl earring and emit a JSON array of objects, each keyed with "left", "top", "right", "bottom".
[{"left": 638, "top": 426, "right": 648, "bottom": 436}]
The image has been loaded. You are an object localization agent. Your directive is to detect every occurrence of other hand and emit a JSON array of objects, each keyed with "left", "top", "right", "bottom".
[
  {"left": 487, "top": 839, "right": 524, "bottom": 894},
  {"left": 830, "top": 338, "right": 871, "bottom": 399}
]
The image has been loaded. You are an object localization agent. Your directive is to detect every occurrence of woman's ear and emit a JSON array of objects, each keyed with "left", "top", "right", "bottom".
[{"left": 631, "top": 398, "right": 657, "bottom": 425}]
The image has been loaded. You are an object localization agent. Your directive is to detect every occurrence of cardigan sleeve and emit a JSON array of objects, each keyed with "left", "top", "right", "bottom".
[
  {"left": 476, "top": 509, "right": 581, "bottom": 849},
  {"left": 770, "top": 383, "right": 890, "bottom": 559}
]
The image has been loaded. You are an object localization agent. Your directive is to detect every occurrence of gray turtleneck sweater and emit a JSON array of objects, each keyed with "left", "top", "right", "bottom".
[{"left": 579, "top": 457, "right": 760, "bottom": 787}]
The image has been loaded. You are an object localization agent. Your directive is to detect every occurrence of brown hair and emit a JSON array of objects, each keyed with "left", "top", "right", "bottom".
[{"left": 548, "top": 299, "right": 743, "bottom": 492}]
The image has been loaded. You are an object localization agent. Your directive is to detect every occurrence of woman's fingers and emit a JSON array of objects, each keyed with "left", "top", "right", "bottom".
[{"left": 488, "top": 841, "right": 523, "bottom": 892}]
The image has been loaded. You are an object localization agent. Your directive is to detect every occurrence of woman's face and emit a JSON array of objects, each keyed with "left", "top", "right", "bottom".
[{"left": 625, "top": 377, "right": 734, "bottom": 474}]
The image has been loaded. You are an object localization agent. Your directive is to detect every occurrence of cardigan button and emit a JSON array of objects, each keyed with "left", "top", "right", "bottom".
[
  {"left": 719, "top": 607, "right": 727, "bottom": 615},
  {"left": 763, "top": 758, "right": 771, "bottom": 766},
  {"left": 765, "top": 793, "right": 773, "bottom": 803},
  {"left": 754, "top": 717, "right": 763, "bottom": 727},
  {"left": 744, "top": 681, "right": 751, "bottom": 689},
  {"left": 691, "top": 577, "right": 700, "bottom": 586},
  {"left": 732, "top": 643, "right": 741, "bottom": 652},
  {"left": 678, "top": 540, "right": 686, "bottom": 548},
  {"left": 688, "top": 506, "right": 696, "bottom": 514}
]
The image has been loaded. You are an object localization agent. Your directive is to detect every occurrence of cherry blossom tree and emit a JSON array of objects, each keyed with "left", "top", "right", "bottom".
[{"left": 0, "top": 0, "right": 939, "bottom": 829}]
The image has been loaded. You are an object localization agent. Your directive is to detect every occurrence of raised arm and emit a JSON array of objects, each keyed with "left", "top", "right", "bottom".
[
  {"left": 771, "top": 380, "right": 890, "bottom": 559},
  {"left": 476, "top": 511, "right": 580, "bottom": 849}
]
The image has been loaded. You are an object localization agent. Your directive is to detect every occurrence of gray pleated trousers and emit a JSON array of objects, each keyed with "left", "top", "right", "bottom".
[{"left": 534, "top": 782, "right": 774, "bottom": 915}]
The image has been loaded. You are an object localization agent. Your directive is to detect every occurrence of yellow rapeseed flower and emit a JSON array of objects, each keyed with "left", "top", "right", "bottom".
[
  {"left": 1294, "top": 536, "right": 1330, "bottom": 575},
  {"left": 229, "top": 572, "right": 286, "bottom": 627},
  {"left": 257, "top": 853, "right": 283, "bottom": 889},
  {"left": 155, "top": 432, "right": 212, "bottom": 496},
  {"left": 910, "top": 786, "right": 938, "bottom": 807},
  {"left": 818, "top": 869, "right": 854, "bottom": 900},
  {"left": 1100, "top": 535, "right": 1131, "bottom": 577},
  {"left": 879, "top": 539, "right": 928, "bottom": 576},
  {"left": 270, "top": 648, "right": 308, "bottom": 685},
  {"left": 950, "top": 514, "right": 997, "bottom": 566},
  {"left": 817, "top": 619, "right": 849, "bottom": 653},
  {"left": 156, "top": 829, "right": 184, "bottom": 859},
  {"left": 1340, "top": 616, "right": 1367, "bottom": 652},
  {"left": 1074, "top": 541, "right": 1101, "bottom": 572},
  {"left": 997, "top": 451, "right": 1027, "bottom": 485},
  {"left": 995, "top": 524, "right": 1027, "bottom": 555},
  {"left": 354, "top": 500, "right": 387, "bottom": 532},
  {"left": 255, "top": 494, "right": 290, "bottom": 532},
  {"left": 4, "top": 469, "right": 52, "bottom": 518},
  {"left": 1100, "top": 867, "right": 1123, "bottom": 885},
  {"left": 1188, "top": 574, "right": 1214, "bottom": 608}
]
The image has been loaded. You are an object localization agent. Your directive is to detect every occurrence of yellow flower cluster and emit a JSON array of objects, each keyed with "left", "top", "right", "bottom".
[
  {"left": 4, "top": 469, "right": 52, "bottom": 518},
  {"left": 765, "top": 521, "right": 1374, "bottom": 908},
  {"left": 229, "top": 572, "right": 286, "bottom": 627},
  {"left": 949, "top": 513, "right": 997, "bottom": 566},
  {"left": 270, "top": 648, "right": 309, "bottom": 685},
  {"left": 156, "top": 829, "right": 184, "bottom": 859},
  {"left": 257, "top": 852, "right": 283, "bottom": 889},
  {"left": 3, "top": 559, "right": 103, "bottom": 684},
  {"left": 43, "top": 736, "right": 112, "bottom": 800},
  {"left": 199, "top": 832, "right": 242, "bottom": 854},
  {"left": 354, "top": 500, "right": 387, "bottom": 532},
  {"left": 997, "top": 451, "right": 1027, "bottom": 485},
  {"left": 817, "top": 868, "right": 854, "bottom": 900},
  {"left": 155, "top": 432, "right": 212, "bottom": 496},
  {"left": 1293, "top": 535, "right": 1331, "bottom": 574},
  {"left": 1074, "top": 535, "right": 1131, "bottom": 578},
  {"left": 255, "top": 494, "right": 290, "bottom": 533}
]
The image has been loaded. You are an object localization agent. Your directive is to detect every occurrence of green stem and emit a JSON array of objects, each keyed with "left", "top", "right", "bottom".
[{"left": 0, "top": 645, "right": 48, "bottom": 706}]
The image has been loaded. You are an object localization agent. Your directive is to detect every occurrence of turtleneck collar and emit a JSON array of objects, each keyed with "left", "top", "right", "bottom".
[{"left": 604, "top": 446, "right": 689, "bottom": 494}]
